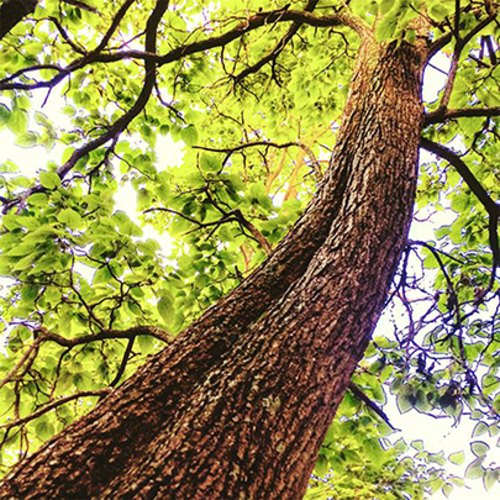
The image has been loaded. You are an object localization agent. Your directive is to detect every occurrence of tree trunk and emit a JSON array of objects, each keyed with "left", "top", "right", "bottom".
[
  {"left": 0, "top": 0, "right": 37, "bottom": 40},
  {"left": 0, "top": 34, "right": 427, "bottom": 500}
]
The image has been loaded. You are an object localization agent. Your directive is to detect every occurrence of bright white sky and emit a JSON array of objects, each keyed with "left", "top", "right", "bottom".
[{"left": 0, "top": 50, "right": 498, "bottom": 498}]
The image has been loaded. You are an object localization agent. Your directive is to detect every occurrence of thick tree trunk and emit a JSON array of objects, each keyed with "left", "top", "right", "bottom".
[
  {"left": 0, "top": 34, "right": 427, "bottom": 500},
  {"left": 0, "top": 0, "right": 37, "bottom": 40}
]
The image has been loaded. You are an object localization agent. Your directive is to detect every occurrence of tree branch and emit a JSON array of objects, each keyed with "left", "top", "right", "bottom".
[
  {"left": 0, "top": 389, "right": 111, "bottom": 431},
  {"left": 232, "top": 209, "right": 273, "bottom": 256},
  {"left": 420, "top": 137, "right": 500, "bottom": 290},
  {"left": 154, "top": 9, "right": 368, "bottom": 67},
  {"left": 428, "top": 6, "right": 497, "bottom": 106},
  {"left": 145, "top": 206, "right": 273, "bottom": 255},
  {"left": 0, "top": 8, "right": 367, "bottom": 92},
  {"left": 1, "top": 5, "right": 362, "bottom": 214},
  {"left": 0, "top": 337, "right": 41, "bottom": 390},
  {"left": 233, "top": 0, "right": 320, "bottom": 82},
  {"left": 47, "top": 16, "right": 87, "bottom": 54},
  {"left": 0, "top": 0, "right": 136, "bottom": 90},
  {"left": 194, "top": 140, "right": 322, "bottom": 180},
  {"left": 109, "top": 337, "right": 135, "bottom": 388},
  {"left": 36, "top": 325, "right": 172, "bottom": 347},
  {"left": 439, "top": 48, "right": 460, "bottom": 111},
  {"left": 424, "top": 106, "right": 500, "bottom": 125},
  {"left": 93, "top": 0, "right": 136, "bottom": 53},
  {"left": 348, "top": 381, "right": 396, "bottom": 430}
]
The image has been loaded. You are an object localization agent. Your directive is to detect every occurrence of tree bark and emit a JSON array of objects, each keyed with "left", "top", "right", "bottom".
[
  {"left": 0, "top": 33, "right": 428, "bottom": 500},
  {"left": 0, "top": 0, "right": 37, "bottom": 40}
]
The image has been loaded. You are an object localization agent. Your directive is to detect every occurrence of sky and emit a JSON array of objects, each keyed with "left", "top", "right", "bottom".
[{"left": 0, "top": 50, "right": 498, "bottom": 500}]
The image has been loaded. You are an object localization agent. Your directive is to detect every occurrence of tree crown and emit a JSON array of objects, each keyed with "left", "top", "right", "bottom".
[{"left": 0, "top": 0, "right": 499, "bottom": 497}]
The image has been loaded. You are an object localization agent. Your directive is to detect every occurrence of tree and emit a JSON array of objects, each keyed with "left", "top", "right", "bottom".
[{"left": 0, "top": 0, "right": 499, "bottom": 498}]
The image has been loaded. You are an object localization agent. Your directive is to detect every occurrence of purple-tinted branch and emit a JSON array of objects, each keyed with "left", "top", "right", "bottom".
[{"left": 47, "top": 16, "right": 87, "bottom": 54}]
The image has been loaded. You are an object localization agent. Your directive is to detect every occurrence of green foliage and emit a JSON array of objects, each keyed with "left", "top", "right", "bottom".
[{"left": 0, "top": 0, "right": 499, "bottom": 497}]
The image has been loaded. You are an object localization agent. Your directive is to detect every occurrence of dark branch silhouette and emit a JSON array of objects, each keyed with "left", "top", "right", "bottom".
[
  {"left": 421, "top": 137, "right": 500, "bottom": 290},
  {"left": 0, "top": 0, "right": 37, "bottom": 40}
]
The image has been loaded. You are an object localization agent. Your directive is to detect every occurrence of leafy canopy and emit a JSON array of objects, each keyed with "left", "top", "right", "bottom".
[{"left": 0, "top": 0, "right": 500, "bottom": 498}]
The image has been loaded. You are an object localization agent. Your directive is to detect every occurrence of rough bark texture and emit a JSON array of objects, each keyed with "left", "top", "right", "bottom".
[
  {"left": 0, "top": 32, "right": 428, "bottom": 500},
  {"left": 0, "top": 0, "right": 37, "bottom": 40}
]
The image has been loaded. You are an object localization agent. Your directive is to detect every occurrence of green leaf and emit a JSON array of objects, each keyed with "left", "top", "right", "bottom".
[
  {"left": 35, "top": 421, "right": 55, "bottom": 440},
  {"left": 471, "top": 441, "right": 490, "bottom": 457},
  {"left": 314, "top": 454, "right": 329, "bottom": 477},
  {"left": 14, "top": 132, "right": 38, "bottom": 147},
  {"left": 442, "top": 483, "right": 453, "bottom": 498},
  {"left": 21, "top": 284, "right": 38, "bottom": 302},
  {"left": 180, "top": 125, "right": 198, "bottom": 147},
  {"left": 157, "top": 297, "right": 174, "bottom": 324},
  {"left": 448, "top": 451, "right": 465, "bottom": 465},
  {"left": 405, "top": 29, "right": 416, "bottom": 43},
  {"left": 13, "top": 253, "right": 38, "bottom": 271},
  {"left": 5, "top": 241, "right": 36, "bottom": 257},
  {"left": 410, "top": 440, "right": 424, "bottom": 451},
  {"left": 450, "top": 193, "right": 469, "bottom": 212},
  {"left": 465, "top": 456, "right": 485, "bottom": 479},
  {"left": 375, "top": 15, "right": 399, "bottom": 42},
  {"left": 138, "top": 335, "right": 155, "bottom": 354},
  {"left": 430, "top": 4, "right": 450, "bottom": 20},
  {"left": 396, "top": 385, "right": 415, "bottom": 413},
  {"left": 379, "top": 0, "right": 395, "bottom": 15},
  {"left": 8, "top": 109, "right": 28, "bottom": 133},
  {"left": 362, "top": 438, "right": 384, "bottom": 465},
  {"left": 58, "top": 208, "right": 83, "bottom": 229},
  {"left": 472, "top": 421, "right": 489, "bottom": 437},
  {"left": 484, "top": 468, "right": 500, "bottom": 490},
  {"left": 200, "top": 153, "right": 221, "bottom": 173},
  {"left": 39, "top": 171, "right": 61, "bottom": 190},
  {"left": 74, "top": 372, "right": 93, "bottom": 390},
  {"left": 28, "top": 193, "right": 49, "bottom": 206},
  {"left": 94, "top": 266, "right": 113, "bottom": 285},
  {"left": 492, "top": 394, "right": 500, "bottom": 413}
]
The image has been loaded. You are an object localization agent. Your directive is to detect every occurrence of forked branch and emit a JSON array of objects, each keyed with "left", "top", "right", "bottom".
[
  {"left": 428, "top": 4, "right": 497, "bottom": 109},
  {"left": 0, "top": 324, "right": 171, "bottom": 433}
]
